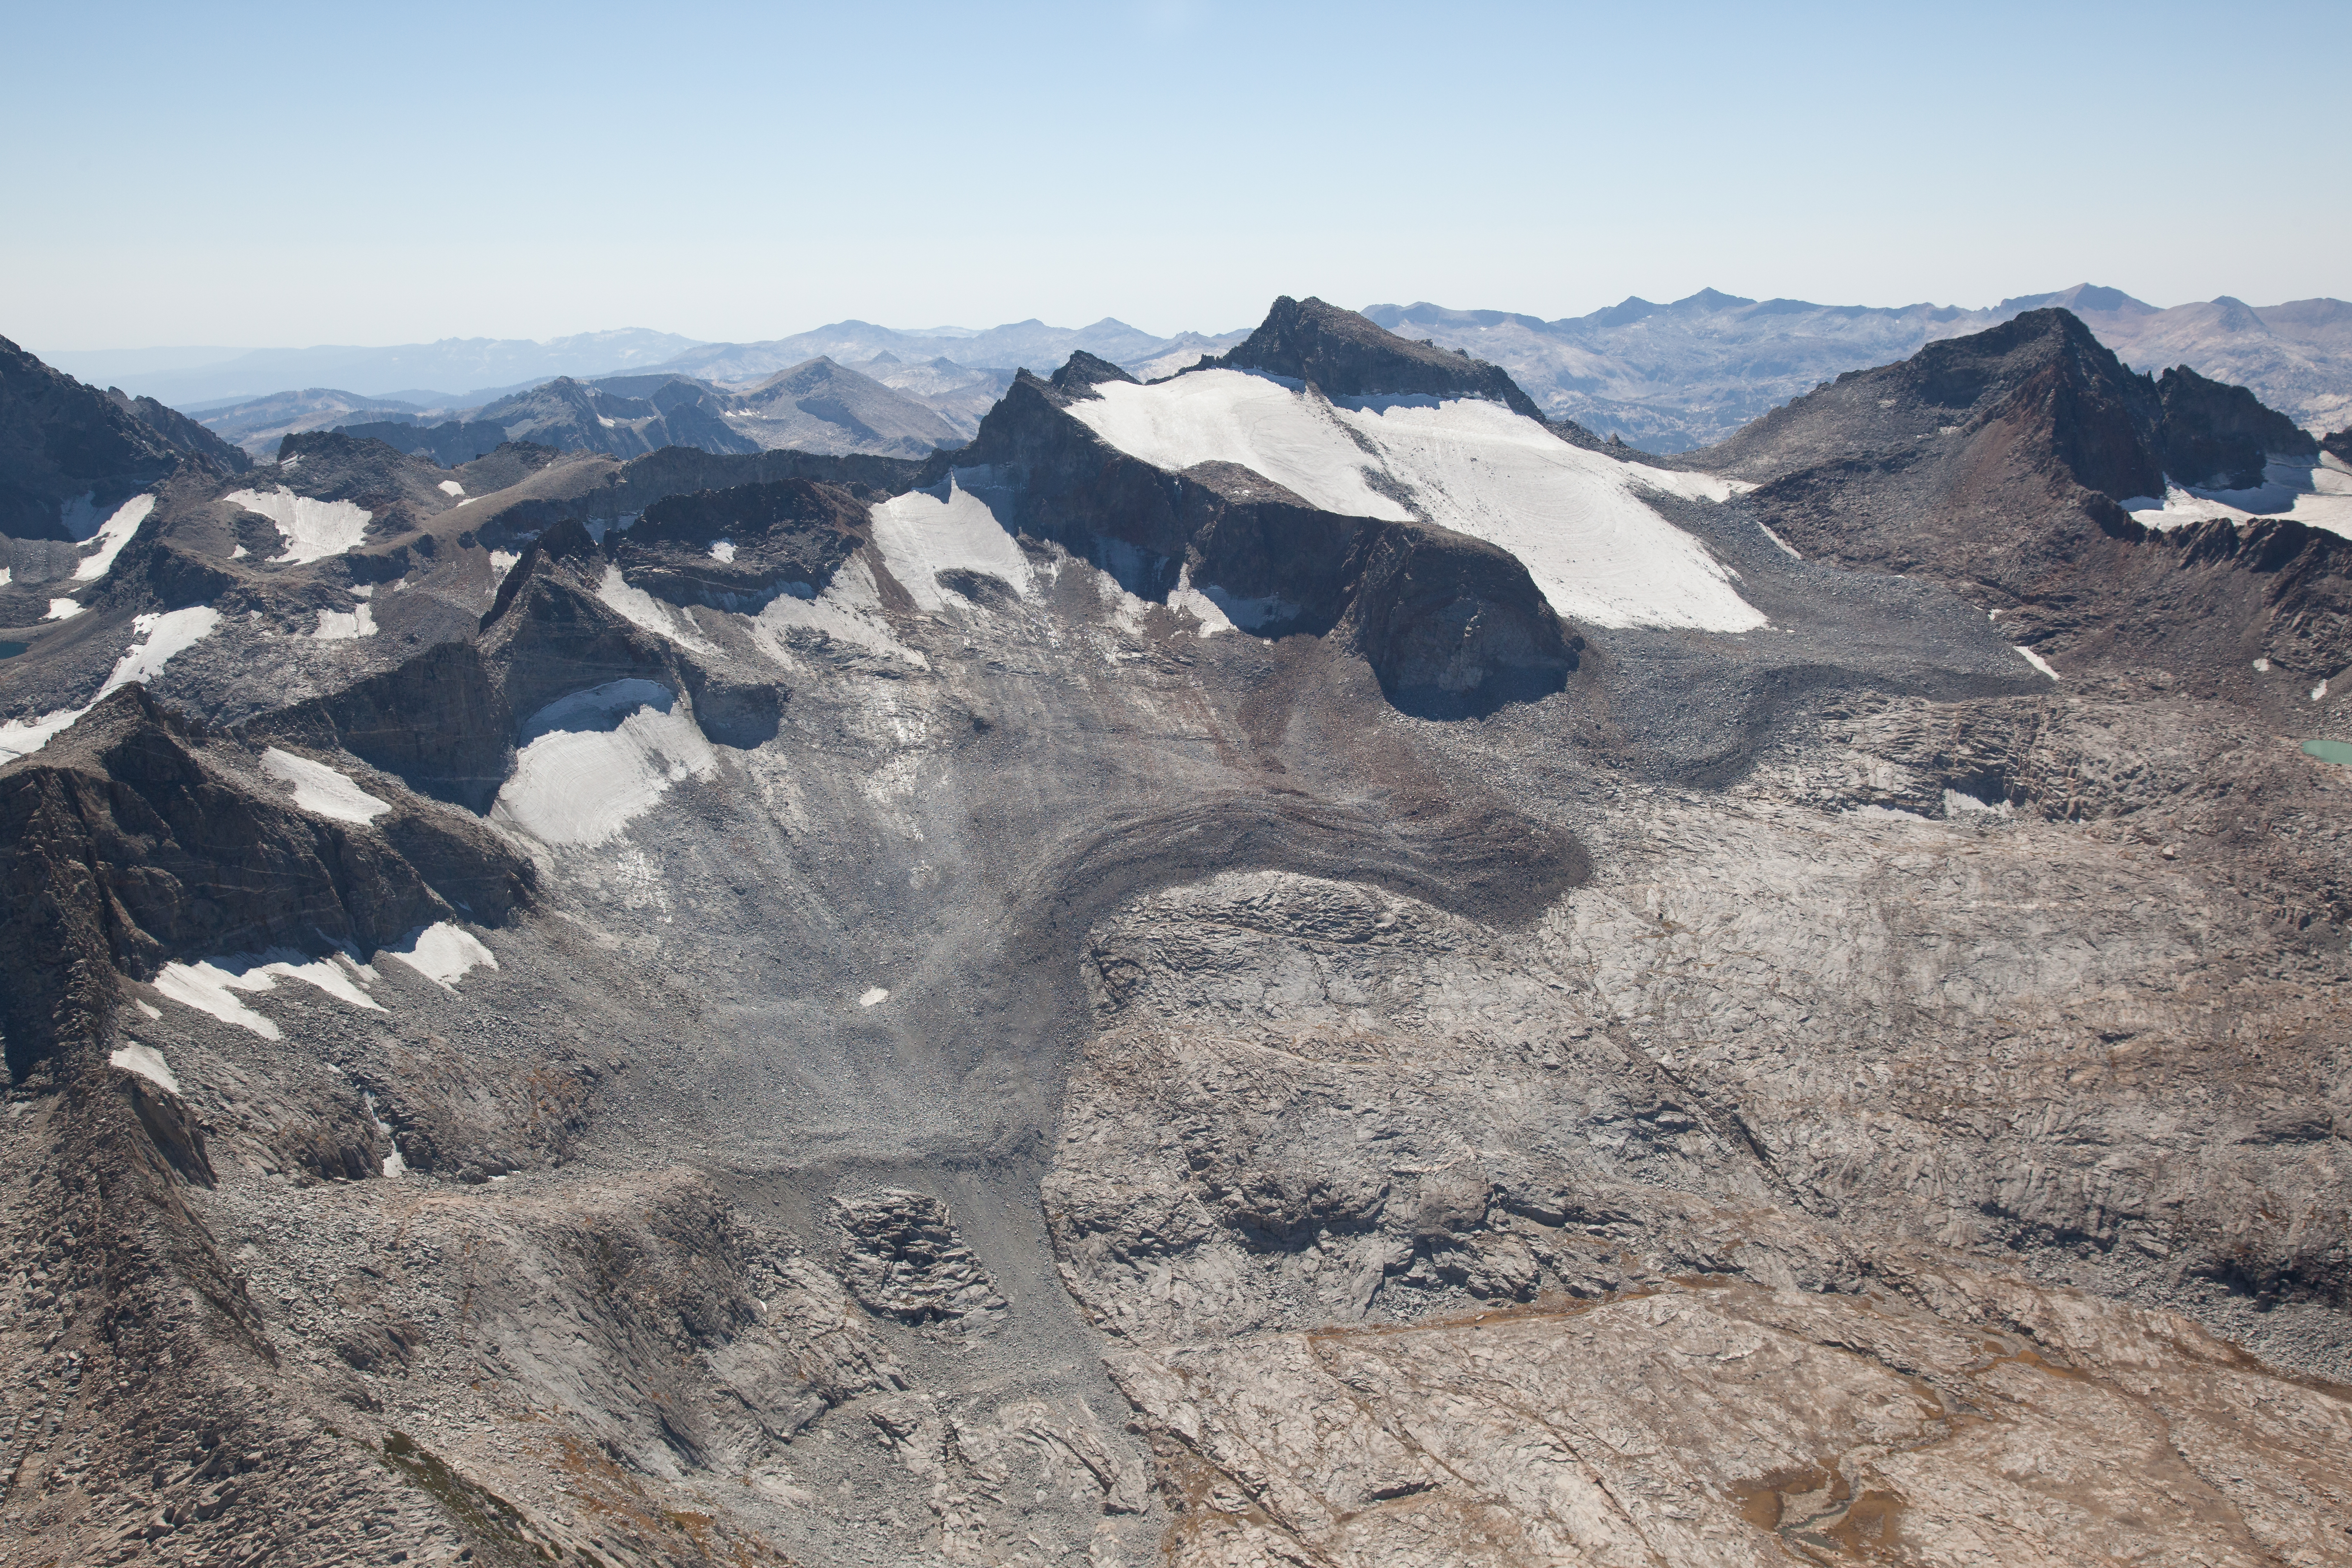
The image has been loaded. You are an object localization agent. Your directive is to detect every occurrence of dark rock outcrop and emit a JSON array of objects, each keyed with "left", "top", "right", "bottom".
[
  {"left": 0, "top": 687, "right": 532, "bottom": 1075},
  {"left": 614, "top": 477, "right": 869, "bottom": 610},
  {"left": 1689, "top": 309, "right": 2352, "bottom": 673},
  {"left": 0, "top": 335, "right": 248, "bottom": 541},
  {"left": 2153, "top": 364, "right": 2316, "bottom": 488},
  {"left": 333, "top": 418, "right": 512, "bottom": 468},
  {"left": 1206, "top": 295, "right": 1549, "bottom": 419}
]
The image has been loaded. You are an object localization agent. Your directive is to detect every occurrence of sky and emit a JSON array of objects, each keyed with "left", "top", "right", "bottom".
[{"left": 6, "top": 0, "right": 2344, "bottom": 351}]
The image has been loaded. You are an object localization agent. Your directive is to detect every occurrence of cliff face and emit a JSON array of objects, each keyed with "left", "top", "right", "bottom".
[{"left": 0, "top": 335, "right": 247, "bottom": 542}]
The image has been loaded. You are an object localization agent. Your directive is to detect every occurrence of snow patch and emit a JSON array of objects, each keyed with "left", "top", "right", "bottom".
[
  {"left": 134, "top": 999, "right": 162, "bottom": 1020},
  {"left": 45, "top": 598, "right": 83, "bottom": 621},
  {"left": 109, "top": 1042, "right": 179, "bottom": 1093},
  {"left": 2315, "top": 678, "right": 2330, "bottom": 702},
  {"left": 312, "top": 602, "right": 377, "bottom": 640},
  {"left": 493, "top": 679, "right": 716, "bottom": 846},
  {"left": 387, "top": 921, "right": 497, "bottom": 987},
  {"left": 350, "top": 583, "right": 374, "bottom": 598},
  {"left": 748, "top": 553, "right": 926, "bottom": 667},
  {"left": 859, "top": 987, "right": 889, "bottom": 1007},
  {"left": 438, "top": 480, "right": 465, "bottom": 496},
  {"left": 2128, "top": 455, "right": 2352, "bottom": 541},
  {"left": 72, "top": 494, "right": 155, "bottom": 581},
  {"left": 364, "top": 1090, "right": 406, "bottom": 1177},
  {"left": 2254, "top": 657, "right": 2271, "bottom": 672},
  {"left": 0, "top": 568, "right": 9, "bottom": 587},
  {"left": 868, "top": 477, "right": 1032, "bottom": 613},
  {"left": 154, "top": 949, "right": 384, "bottom": 1039},
  {"left": 262, "top": 747, "right": 390, "bottom": 823},
  {"left": 226, "top": 487, "right": 373, "bottom": 563},
  {"left": 708, "top": 539, "right": 736, "bottom": 563},
  {"left": 2014, "top": 645, "right": 2059, "bottom": 680},
  {"left": 1755, "top": 519, "right": 1803, "bottom": 559},
  {"left": 1068, "top": 371, "right": 1765, "bottom": 631},
  {"left": 0, "top": 606, "right": 222, "bottom": 763},
  {"left": 596, "top": 563, "right": 716, "bottom": 651}
]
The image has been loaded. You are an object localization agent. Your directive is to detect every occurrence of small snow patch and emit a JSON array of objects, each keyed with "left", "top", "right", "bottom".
[
  {"left": 438, "top": 480, "right": 465, "bottom": 496},
  {"left": 134, "top": 999, "right": 162, "bottom": 1020},
  {"left": 109, "top": 1042, "right": 179, "bottom": 1094},
  {"left": 709, "top": 539, "right": 736, "bottom": 563},
  {"left": 1755, "top": 519, "right": 1803, "bottom": 559},
  {"left": 72, "top": 494, "right": 155, "bottom": 582},
  {"left": 45, "top": 598, "right": 83, "bottom": 621},
  {"left": 262, "top": 747, "right": 390, "bottom": 823},
  {"left": 2013, "top": 645, "right": 2059, "bottom": 680},
  {"left": 2254, "top": 657, "right": 2271, "bottom": 672},
  {"left": 312, "top": 602, "right": 377, "bottom": 640},
  {"left": 226, "top": 487, "right": 372, "bottom": 564},
  {"left": 2315, "top": 678, "right": 2330, "bottom": 702},
  {"left": 154, "top": 949, "right": 384, "bottom": 1039},
  {"left": 859, "top": 987, "right": 889, "bottom": 1007},
  {"left": 387, "top": 922, "right": 497, "bottom": 987}
]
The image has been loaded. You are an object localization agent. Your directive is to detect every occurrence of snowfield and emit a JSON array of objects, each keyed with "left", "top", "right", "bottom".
[
  {"left": 492, "top": 679, "right": 718, "bottom": 846},
  {"left": 72, "top": 494, "right": 155, "bottom": 581},
  {"left": 261, "top": 747, "right": 390, "bottom": 823},
  {"left": 1065, "top": 370, "right": 1766, "bottom": 632},
  {"left": 311, "top": 603, "right": 377, "bottom": 640},
  {"left": 869, "top": 476, "right": 1033, "bottom": 613},
  {"left": 0, "top": 606, "right": 222, "bottom": 763},
  {"left": 155, "top": 949, "right": 384, "bottom": 1040},
  {"left": 387, "top": 922, "right": 498, "bottom": 987},
  {"left": 2128, "top": 453, "right": 2352, "bottom": 540},
  {"left": 224, "top": 487, "right": 373, "bottom": 563}
]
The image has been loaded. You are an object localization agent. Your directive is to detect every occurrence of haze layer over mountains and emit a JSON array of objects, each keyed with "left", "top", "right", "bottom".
[
  {"left": 47, "top": 283, "right": 2352, "bottom": 471},
  {"left": 2, "top": 290, "right": 2351, "bottom": 1568}
]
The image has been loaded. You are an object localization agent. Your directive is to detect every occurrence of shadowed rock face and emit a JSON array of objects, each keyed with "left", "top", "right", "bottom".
[
  {"left": 0, "top": 686, "right": 530, "bottom": 1075},
  {"left": 0, "top": 334, "right": 248, "bottom": 541}
]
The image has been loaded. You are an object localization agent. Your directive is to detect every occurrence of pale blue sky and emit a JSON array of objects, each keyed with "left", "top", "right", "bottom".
[{"left": 8, "top": 0, "right": 2342, "bottom": 349}]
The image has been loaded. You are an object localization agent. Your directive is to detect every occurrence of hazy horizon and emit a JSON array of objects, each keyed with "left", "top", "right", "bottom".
[{"left": 8, "top": 1, "right": 2343, "bottom": 352}]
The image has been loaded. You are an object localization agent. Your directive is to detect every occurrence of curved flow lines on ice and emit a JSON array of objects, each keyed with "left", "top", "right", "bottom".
[
  {"left": 491, "top": 678, "right": 717, "bottom": 847},
  {"left": 1065, "top": 369, "right": 1766, "bottom": 633}
]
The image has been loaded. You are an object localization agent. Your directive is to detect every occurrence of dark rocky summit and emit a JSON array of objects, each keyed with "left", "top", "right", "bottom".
[
  {"left": 0, "top": 334, "right": 248, "bottom": 541},
  {"left": 1208, "top": 294, "right": 1550, "bottom": 418},
  {"left": 1688, "top": 308, "right": 2352, "bottom": 680}
]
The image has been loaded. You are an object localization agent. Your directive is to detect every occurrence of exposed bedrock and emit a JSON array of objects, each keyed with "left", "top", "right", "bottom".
[{"left": 0, "top": 686, "right": 531, "bottom": 1075}]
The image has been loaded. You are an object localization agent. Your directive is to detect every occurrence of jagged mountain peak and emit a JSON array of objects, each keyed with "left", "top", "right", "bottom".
[{"left": 1207, "top": 296, "right": 1545, "bottom": 418}]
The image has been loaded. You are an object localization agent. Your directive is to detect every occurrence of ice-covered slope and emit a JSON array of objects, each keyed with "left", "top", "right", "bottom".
[{"left": 1067, "top": 368, "right": 1764, "bottom": 632}]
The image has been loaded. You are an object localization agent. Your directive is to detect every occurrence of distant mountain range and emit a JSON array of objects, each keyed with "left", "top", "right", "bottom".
[
  {"left": 38, "top": 330, "right": 708, "bottom": 411},
  {"left": 1366, "top": 284, "right": 2352, "bottom": 450},
  {"left": 58, "top": 285, "right": 2352, "bottom": 467}
]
